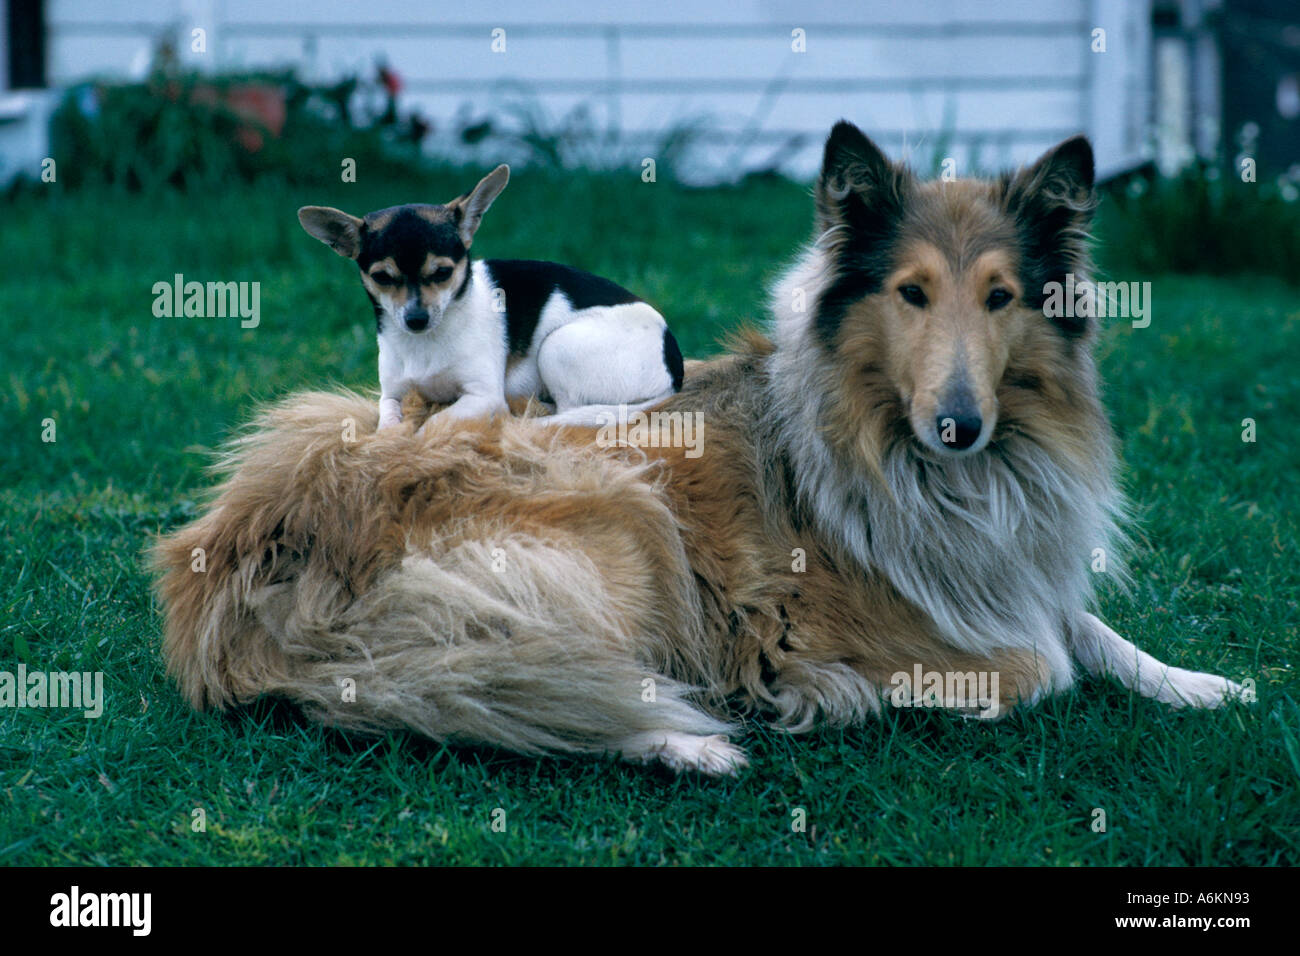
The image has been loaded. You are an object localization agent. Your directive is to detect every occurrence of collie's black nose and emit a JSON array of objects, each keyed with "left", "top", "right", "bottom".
[
  {"left": 405, "top": 311, "right": 430, "bottom": 332},
  {"left": 936, "top": 413, "right": 982, "bottom": 450}
]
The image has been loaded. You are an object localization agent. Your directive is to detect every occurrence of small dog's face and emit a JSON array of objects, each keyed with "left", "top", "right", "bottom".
[{"left": 298, "top": 165, "right": 509, "bottom": 334}]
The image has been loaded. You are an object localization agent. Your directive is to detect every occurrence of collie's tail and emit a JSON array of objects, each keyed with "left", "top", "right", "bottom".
[{"left": 151, "top": 389, "right": 742, "bottom": 773}]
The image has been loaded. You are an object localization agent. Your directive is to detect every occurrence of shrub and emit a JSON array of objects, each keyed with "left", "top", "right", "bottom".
[
  {"left": 46, "top": 69, "right": 433, "bottom": 193},
  {"left": 1096, "top": 162, "right": 1300, "bottom": 282}
]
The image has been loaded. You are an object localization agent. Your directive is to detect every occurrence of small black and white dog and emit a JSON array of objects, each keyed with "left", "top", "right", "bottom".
[{"left": 298, "top": 165, "right": 684, "bottom": 430}]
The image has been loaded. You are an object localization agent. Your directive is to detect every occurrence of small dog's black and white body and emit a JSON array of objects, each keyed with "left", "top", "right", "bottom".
[{"left": 298, "top": 165, "right": 683, "bottom": 430}]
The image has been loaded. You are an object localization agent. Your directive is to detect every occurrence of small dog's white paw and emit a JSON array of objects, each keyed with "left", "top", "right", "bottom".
[
  {"left": 620, "top": 732, "right": 748, "bottom": 776},
  {"left": 1157, "top": 667, "right": 1246, "bottom": 709}
]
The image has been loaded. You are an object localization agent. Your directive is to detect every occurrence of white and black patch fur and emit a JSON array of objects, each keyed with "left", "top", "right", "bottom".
[{"left": 377, "top": 258, "right": 683, "bottom": 430}]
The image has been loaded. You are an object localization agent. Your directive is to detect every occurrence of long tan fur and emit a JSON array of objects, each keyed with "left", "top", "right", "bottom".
[{"left": 154, "top": 391, "right": 732, "bottom": 757}]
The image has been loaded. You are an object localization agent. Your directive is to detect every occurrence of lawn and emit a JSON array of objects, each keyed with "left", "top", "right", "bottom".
[{"left": 1, "top": 170, "right": 1297, "bottom": 865}]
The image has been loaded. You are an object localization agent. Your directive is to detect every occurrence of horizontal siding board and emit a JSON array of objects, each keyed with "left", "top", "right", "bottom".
[
  {"left": 622, "top": 88, "right": 1084, "bottom": 138},
  {"left": 206, "top": 0, "right": 1086, "bottom": 27},
  {"left": 215, "top": 34, "right": 1085, "bottom": 84},
  {"left": 213, "top": 21, "right": 1090, "bottom": 37},
  {"left": 48, "top": 36, "right": 149, "bottom": 83},
  {"left": 618, "top": 35, "right": 1087, "bottom": 81},
  {"left": 223, "top": 35, "right": 613, "bottom": 82},
  {"left": 393, "top": 88, "right": 1085, "bottom": 135},
  {"left": 398, "top": 77, "right": 1084, "bottom": 94},
  {"left": 48, "top": 0, "right": 178, "bottom": 23}
]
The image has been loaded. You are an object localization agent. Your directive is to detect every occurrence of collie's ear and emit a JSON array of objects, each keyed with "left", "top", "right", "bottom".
[
  {"left": 298, "top": 206, "right": 363, "bottom": 259},
  {"left": 814, "top": 121, "right": 909, "bottom": 239},
  {"left": 1003, "top": 136, "right": 1097, "bottom": 324},
  {"left": 1006, "top": 135, "right": 1095, "bottom": 213},
  {"left": 454, "top": 164, "right": 509, "bottom": 246}
]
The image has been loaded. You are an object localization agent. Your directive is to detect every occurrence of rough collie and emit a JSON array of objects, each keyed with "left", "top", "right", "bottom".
[{"left": 154, "top": 121, "right": 1242, "bottom": 774}]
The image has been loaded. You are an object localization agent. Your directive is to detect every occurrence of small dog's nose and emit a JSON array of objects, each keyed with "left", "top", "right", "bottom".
[
  {"left": 405, "top": 310, "right": 430, "bottom": 332},
  {"left": 936, "top": 412, "right": 982, "bottom": 450}
]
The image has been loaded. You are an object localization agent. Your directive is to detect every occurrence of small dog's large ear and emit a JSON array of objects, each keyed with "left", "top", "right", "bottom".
[
  {"left": 814, "top": 120, "right": 909, "bottom": 242},
  {"left": 298, "top": 206, "right": 364, "bottom": 259},
  {"left": 453, "top": 164, "right": 509, "bottom": 246},
  {"left": 1003, "top": 136, "right": 1097, "bottom": 322}
]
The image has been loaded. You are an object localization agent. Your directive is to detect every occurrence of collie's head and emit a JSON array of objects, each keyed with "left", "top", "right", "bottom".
[
  {"left": 773, "top": 120, "right": 1104, "bottom": 472},
  {"left": 767, "top": 122, "right": 1122, "bottom": 662}
]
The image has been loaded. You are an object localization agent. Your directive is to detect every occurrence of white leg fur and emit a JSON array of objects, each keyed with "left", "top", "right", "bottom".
[
  {"left": 539, "top": 395, "right": 675, "bottom": 428},
  {"left": 1072, "top": 612, "right": 1244, "bottom": 708},
  {"left": 436, "top": 392, "right": 507, "bottom": 422},
  {"left": 618, "top": 732, "right": 749, "bottom": 776},
  {"left": 417, "top": 391, "right": 507, "bottom": 435},
  {"left": 378, "top": 397, "right": 403, "bottom": 429}
]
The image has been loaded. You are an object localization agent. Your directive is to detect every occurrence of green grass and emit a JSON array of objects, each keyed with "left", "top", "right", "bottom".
[{"left": 1, "top": 172, "right": 1297, "bottom": 865}]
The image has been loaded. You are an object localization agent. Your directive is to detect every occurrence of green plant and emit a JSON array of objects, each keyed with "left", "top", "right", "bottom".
[
  {"left": 43, "top": 70, "right": 435, "bottom": 195},
  {"left": 1096, "top": 163, "right": 1300, "bottom": 282}
]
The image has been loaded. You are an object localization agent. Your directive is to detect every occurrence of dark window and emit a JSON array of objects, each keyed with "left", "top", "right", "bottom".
[{"left": 8, "top": 0, "right": 47, "bottom": 89}]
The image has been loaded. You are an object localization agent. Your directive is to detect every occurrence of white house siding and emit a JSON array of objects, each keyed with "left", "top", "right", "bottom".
[{"left": 44, "top": 0, "right": 1154, "bottom": 181}]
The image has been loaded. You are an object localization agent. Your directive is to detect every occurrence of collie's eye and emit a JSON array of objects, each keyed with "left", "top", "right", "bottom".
[
  {"left": 899, "top": 284, "right": 927, "bottom": 307},
  {"left": 369, "top": 271, "right": 399, "bottom": 286},
  {"left": 987, "top": 288, "right": 1013, "bottom": 311},
  {"left": 425, "top": 266, "right": 454, "bottom": 283}
]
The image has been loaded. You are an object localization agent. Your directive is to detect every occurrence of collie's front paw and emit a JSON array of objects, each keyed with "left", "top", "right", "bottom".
[{"left": 1158, "top": 667, "right": 1246, "bottom": 709}]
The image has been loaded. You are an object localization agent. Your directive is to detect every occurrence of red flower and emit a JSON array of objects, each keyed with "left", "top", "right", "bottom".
[
  {"left": 225, "top": 84, "right": 286, "bottom": 137},
  {"left": 234, "top": 127, "right": 265, "bottom": 153},
  {"left": 379, "top": 66, "right": 403, "bottom": 97}
]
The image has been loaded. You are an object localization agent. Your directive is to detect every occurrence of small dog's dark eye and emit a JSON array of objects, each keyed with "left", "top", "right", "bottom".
[
  {"left": 987, "top": 288, "right": 1014, "bottom": 311},
  {"left": 899, "top": 285, "right": 927, "bottom": 307},
  {"left": 370, "top": 272, "right": 398, "bottom": 286},
  {"left": 426, "top": 267, "right": 454, "bottom": 283}
]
